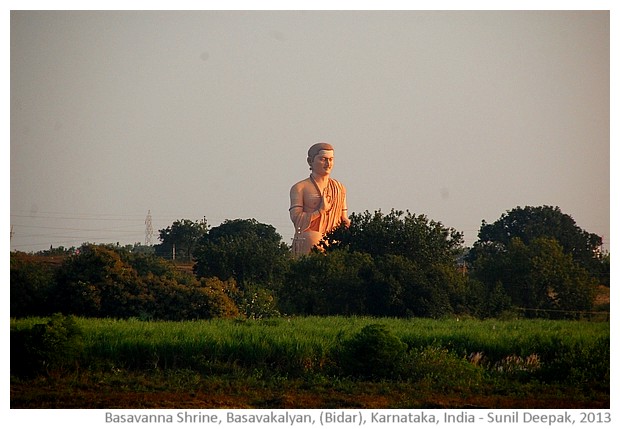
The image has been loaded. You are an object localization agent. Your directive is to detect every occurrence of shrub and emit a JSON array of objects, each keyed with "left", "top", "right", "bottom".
[
  {"left": 195, "top": 277, "right": 241, "bottom": 319},
  {"left": 10, "top": 254, "right": 56, "bottom": 318},
  {"left": 282, "top": 250, "right": 374, "bottom": 315},
  {"left": 11, "top": 314, "right": 83, "bottom": 378},
  {"left": 336, "top": 323, "right": 484, "bottom": 385},
  {"left": 337, "top": 324, "right": 407, "bottom": 380},
  {"left": 53, "top": 245, "right": 145, "bottom": 317},
  {"left": 235, "top": 283, "right": 281, "bottom": 319},
  {"left": 407, "top": 346, "right": 484, "bottom": 389},
  {"left": 536, "top": 336, "right": 609, "bottom": 388}
]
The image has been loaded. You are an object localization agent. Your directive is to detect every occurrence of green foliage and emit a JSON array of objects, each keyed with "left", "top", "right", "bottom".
[
  {"left": 11, "top": 314, "right": 84, "bottom": 377},
  {"left": 11, "top": 316, "right": 607, "bottom": 395},
  {"left": 283, "top": 250, "right": 465, "bottom": 318},
  {"left": 193, "top": 219, "right": 290, "bottom": 289},
  {"left": 473, "top": 205, "right": 606, "bottom": 284},
  {"left": 322, "top": 209, "right": 464, "bottom": 265},
  {"left": 282, "top": 250, "right": 375, "bottom": 315},
  {"left": 337, "top": 323, "right": 484, "bottom": 386},
  {"left": 123, "top": 251, "right": 186, "bottom": 279},
  {"left": 10, "top": 253, "right": 56, "bottom": 318},
  {"left": 53, "top": 245, "right": 148, "bottom": 318},
  {"left": 141, "top": 276, "right": 240, "bottom": 321},
  {"left": 471, "top": 237, "right": 597, "bottom": 318},
  {"left": 468, "top": 205, "right": 604, "bottom": 319},
  {"left": 536, "top": 336, "right": 610, "bottom": 388},
  {"left": 408, "top": 346, "right": 484, "bottom": 388},
  {"left": 281, "top": 209, "right": 484, "bottom": 318},
  {"left": 38, "top": 244, "right": 240, "bottom": 320},
  {"left": 10, "top": 205, "right": 608, "bottom": 322},
  {"left": 234, "top": 284, "right": 281, "bottom": 319},
  {"left": 155, "top": 218, "right": 208, "bottom": 261},
  {"left": 337, "top": 324, "right": 407, "bottom": 379},
  {"left": 195, "top": 277, "right": 241, "bottom": 319},
  {"left": 11, "top": 245, "right": 241, "bottom": 321},
  {"left": 374, "top": 255, "right": 454, "bottom": 318}
]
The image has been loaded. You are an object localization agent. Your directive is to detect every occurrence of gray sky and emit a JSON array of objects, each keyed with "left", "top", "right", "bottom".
[{"left": 10, "top": 10, "right": 610, "bottom": 252}]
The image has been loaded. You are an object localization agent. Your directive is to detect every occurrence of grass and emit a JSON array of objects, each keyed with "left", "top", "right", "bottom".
[{"left": 10, "top": 316, "right": 610, "bottom": 409}]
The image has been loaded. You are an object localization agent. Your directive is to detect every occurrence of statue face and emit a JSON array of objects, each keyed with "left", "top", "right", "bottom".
[{"left": 310, "top": 150, "right": 334, "bottom": 176}]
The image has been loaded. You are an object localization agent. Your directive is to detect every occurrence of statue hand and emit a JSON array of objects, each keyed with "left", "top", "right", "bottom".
[{"left": 321, "top": 192, "right": 332, "bottom": 213}]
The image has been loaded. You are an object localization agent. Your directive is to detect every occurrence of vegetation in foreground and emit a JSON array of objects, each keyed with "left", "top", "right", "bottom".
[
  {"left": 10, "top": 205, "right": 610, "bottom": 408},
  {"left": 10, "top": 315, "right": 609, "bottom": 409}
]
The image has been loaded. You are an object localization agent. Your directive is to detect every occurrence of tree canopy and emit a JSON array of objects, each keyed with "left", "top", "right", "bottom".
[
  {"left": 470, "top": 205, "right": 606, "bottom": 285},
  {"left": 193, "top": 218, "right": 290, "bottom": 289},
  {"left": 470, "top": 237, "right": 597, "bottom": 318},
  {"left": 280, "top": 209, "right": 473, "bottom": 318},
  {"left": 12, "top": 205, "right": 607, "bottom": 321},
  {"left": 154, "top": 219, "right": 208, "bottom": 261},
  {"left": 321, "top": 209, "right": 464, "bottom": 265},
  {"left": 32, "top": 244, "right": 239, "bottom": 320}
]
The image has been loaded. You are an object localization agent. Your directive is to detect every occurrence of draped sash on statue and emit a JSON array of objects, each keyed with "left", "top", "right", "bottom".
[
  {"left": 318, "top": 178, "right": 346, "bottom": 234},
  {"left": 289, "top": 177, "right": 347, "bottom": 256}
]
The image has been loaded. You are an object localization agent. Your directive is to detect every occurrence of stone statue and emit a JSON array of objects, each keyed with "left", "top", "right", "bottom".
[{"left": 289, "top": 142, "right": 350, "bottom": 256}]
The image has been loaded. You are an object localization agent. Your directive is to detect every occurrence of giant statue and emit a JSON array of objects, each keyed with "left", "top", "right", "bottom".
[{"left": 289, "top": 142, "right": 350, "bottom": 256}]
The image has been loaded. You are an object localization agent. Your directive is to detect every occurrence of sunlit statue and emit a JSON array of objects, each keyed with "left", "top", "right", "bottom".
[{"left": 289, "top": 142, "right": 350, "bottom": 256}]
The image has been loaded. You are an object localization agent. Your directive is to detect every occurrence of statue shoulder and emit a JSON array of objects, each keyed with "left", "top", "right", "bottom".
[{"left": 290, "top": 177, "right": 312, "bottom": 192}]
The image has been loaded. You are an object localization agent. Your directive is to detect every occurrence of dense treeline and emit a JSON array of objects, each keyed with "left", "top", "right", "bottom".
[
  {"left": 11, "top": 206, "right": 609, "bottom": 320},
  {"left": 11, "top": 246, "right": 241, "bottom": 320}
]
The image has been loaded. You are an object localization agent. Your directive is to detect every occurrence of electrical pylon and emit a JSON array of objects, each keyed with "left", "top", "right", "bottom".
[{"left": 145, "top": 210, "right": 153, "bottom": 245}]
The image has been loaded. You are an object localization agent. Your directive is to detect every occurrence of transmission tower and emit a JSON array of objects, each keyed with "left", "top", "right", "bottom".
[{"left": 145, "top": 210, "right": 154, "bottom": 245}]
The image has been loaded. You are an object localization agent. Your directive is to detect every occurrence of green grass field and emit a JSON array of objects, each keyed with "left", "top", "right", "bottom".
[{"left": 10, "top": 316, "right": 610, "bottom": 408}]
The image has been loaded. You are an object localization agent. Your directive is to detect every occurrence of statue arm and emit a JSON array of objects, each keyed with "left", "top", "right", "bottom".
[
  {"left": 289, "top": 183, "right": 323, "bottom": 232},
  {"left": 341, "top": 186, "right": 351, "bottom": 227}
]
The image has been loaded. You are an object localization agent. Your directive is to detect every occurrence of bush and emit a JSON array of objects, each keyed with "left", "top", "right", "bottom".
[
  {"left": 536, "top": 336, "right": 609, "bottom": 388},
  {"left": 52, "top": 245, "right": 144, "bottom": 317},
  {"left": 282, "top": 250, "right": 375, "bottom": 315},
  {"left": 235, "top": 283, "right": 281, "bottom": 319},
  {"left": 141, "top": 276, "right": 240, "bottom": 320},
  {"left": 335, "top": 323, "right": 485, "bottom": 386},
  {"left": 11, "top": 314, "right": 83, "bottom": 378},
  {"left": 195, "top": 277, "right": 241, "bottom": 319},
  {"left": 283, "top": 251, "right": 460, "bottom": 318},
  {"left": 337, "top": 324, "right": 407, "bottom": 380},
  {"left": 408, "top": 346, "right": 484, "bottom": 389},
  {"left": 10, "top": 253, "right": 56, "bottom": 317},
  {"left": 45, "top": 245, "right": 242, "bottom": 320}
]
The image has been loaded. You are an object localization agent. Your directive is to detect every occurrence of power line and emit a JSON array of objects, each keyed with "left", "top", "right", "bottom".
[
  {"left": 10, "top": 213, "right": 146, "bottom": 222},
  {"left": 10, "top": 223, "right": 144, "bottom": 233}
]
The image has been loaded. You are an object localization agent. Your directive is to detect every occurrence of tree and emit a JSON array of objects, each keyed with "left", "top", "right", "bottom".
[
  {"left": 282, "top": 250, "right": 374, "bottom": 315},
  {"left": 193, "top": 219, "right": 290, "bottom": 289},
  {"left": 52, "top": 244, "right": 147, "bottom": 318},
  {"left": 154, "top": 219, "right": 209, "bottom": 261},
  {"left": 48, "top": 244, "right": 240, "bottom": 320},
  {"left": 471, "top": 237, "right": 597, "bottom": 318},
  {"left": 142, "top": 275, "right": 240, "bottom": 320},
  {"left": 471, "top": 205, "right": 606, "bottom": 284},
  {"left": 371, "top": 254, "right": 453, "bottom": 318},
  {"left": 10, "top": 253, "right": 57, "bottom": 317},
  {"left": 283, "top": 249, "right": 464, "bottom": 318},
  {"left": 283, "top": 209, "right": 469, "bottom": 318},
  {"left": 321, "top": 209, "right": 464, "bottom": 266}
]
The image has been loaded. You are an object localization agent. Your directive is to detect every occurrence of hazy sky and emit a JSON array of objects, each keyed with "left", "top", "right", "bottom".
[{"left": 10, "top": 10, "right": 610, "bottom": 252}]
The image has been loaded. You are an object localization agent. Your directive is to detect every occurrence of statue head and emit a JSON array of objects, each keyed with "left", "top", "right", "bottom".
[{"left": 307, "top": 142, "right": 334, "bottom": 173}]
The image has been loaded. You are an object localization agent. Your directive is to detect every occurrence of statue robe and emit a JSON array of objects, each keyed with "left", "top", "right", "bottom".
[{"left": 289, "top": 177, "right": 347, "bottom": 256}]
